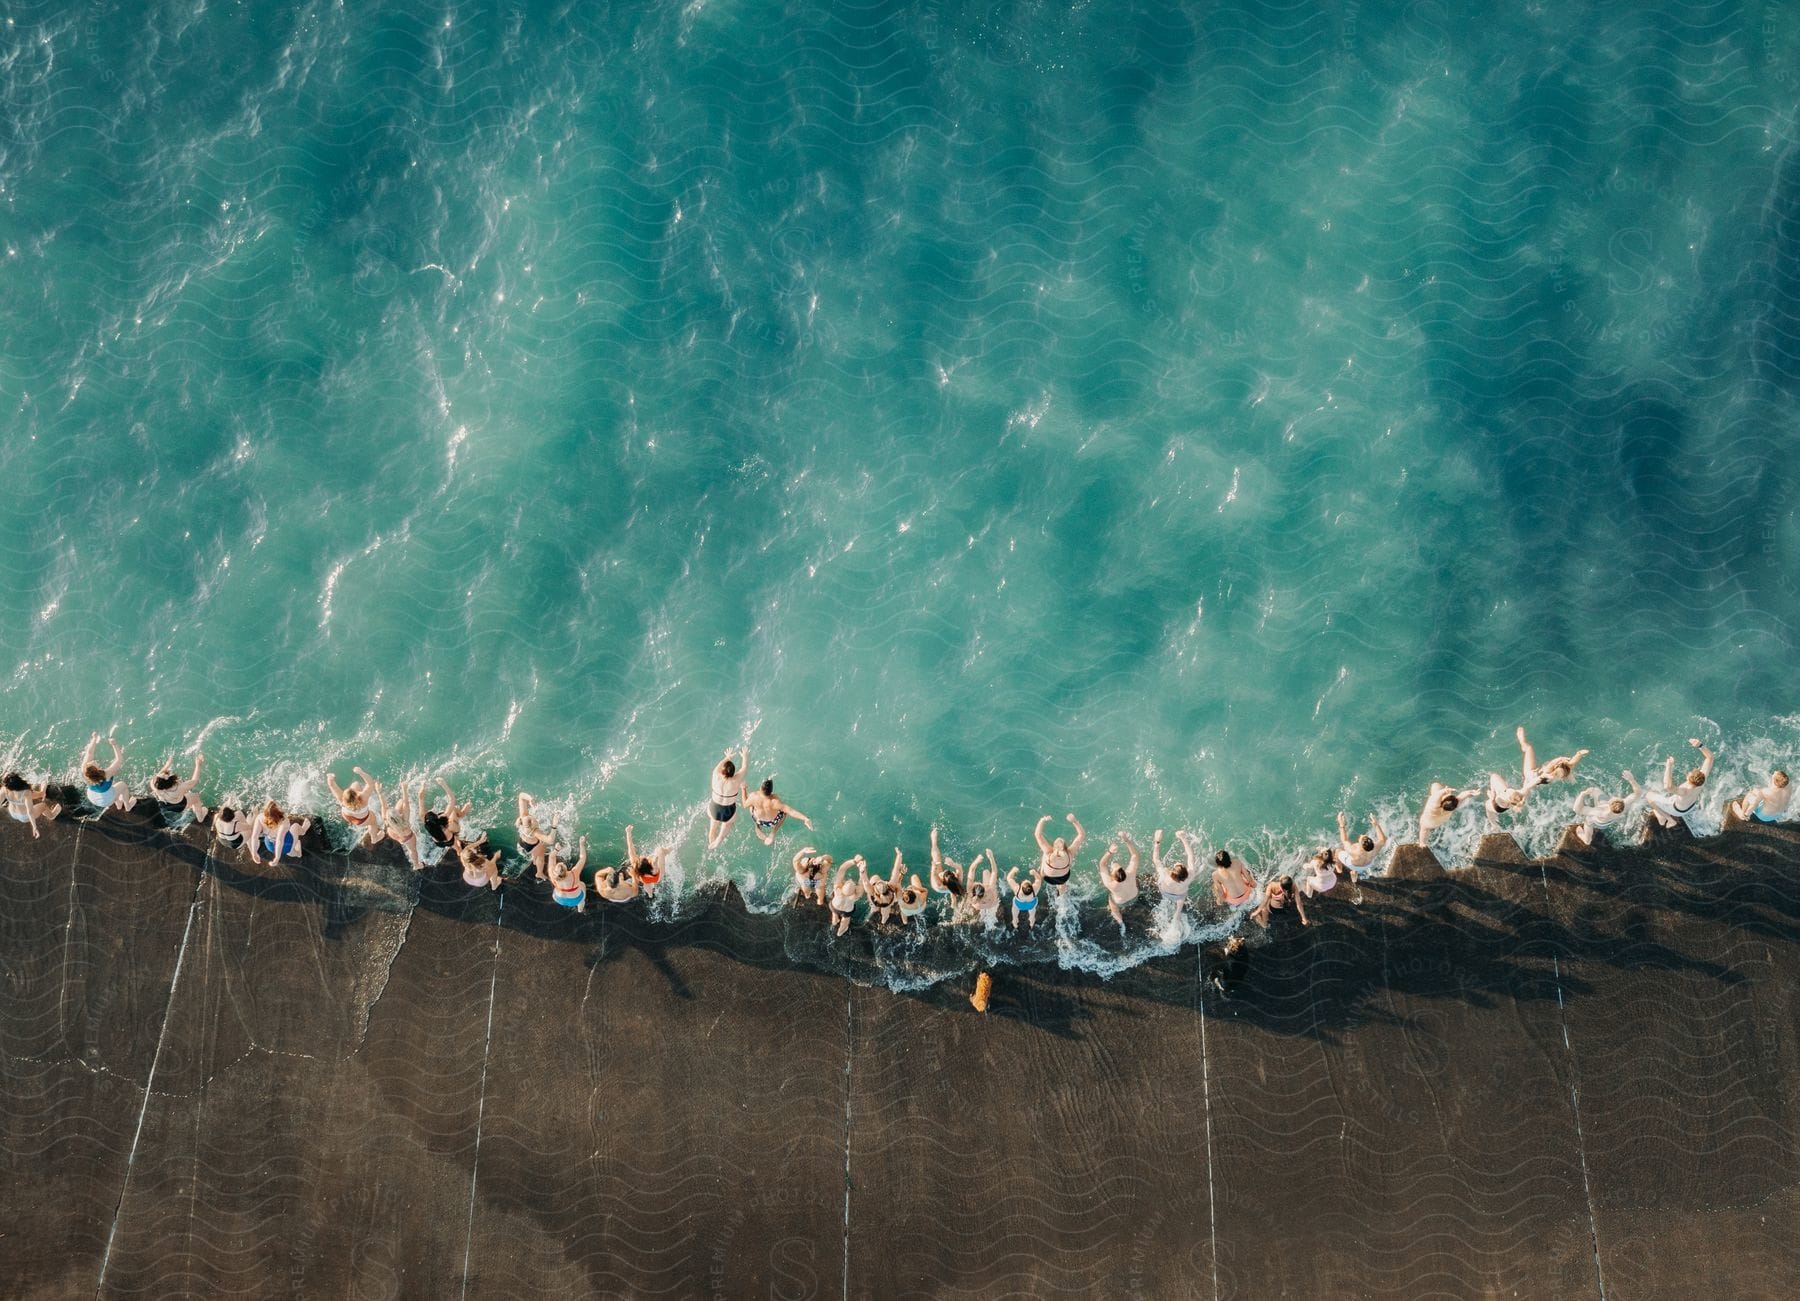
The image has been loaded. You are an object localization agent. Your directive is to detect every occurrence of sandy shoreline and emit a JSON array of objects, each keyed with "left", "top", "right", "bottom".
[{"left": 1, "top": 805, "right": 1796, "bottom": 1297}]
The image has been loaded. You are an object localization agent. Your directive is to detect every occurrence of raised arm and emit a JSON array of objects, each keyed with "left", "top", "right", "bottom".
[
  {"left": 785, "top": 802, "right": 814, "bottom": 830},
  {"left": 1692, "top": 739, "right": 1714, "bottom": 778},
  {"left": 1150, "top": 829, "right": 1166, "bottom": 873},
  {"left": 326, "top": 771, "right": 349, "bottom": 803},
  {"left": 792, "top": 848, "right": 811, "bottom": 874},
  {"left": 1622, "top": 770, "right": 1641, "bottom": 800},
  {"left": 1572, "top": 787, "right": 1602, "bottom": 818},
  {"left": 104, "top": 736, "right": 124, "bottom": 777},
  {"left": 82, "top": 732, "right": 100, "bottom": 770},
  {"left": 1034, "top": 815, "right": 1052, "bottom": 855},
  {"left": 1122, "top": 831, "right": 1142, "bottom": 875},
  {"left": 1369, "top": 815, "right": 1388, "bottom": 850},
  {"left": 1174, "top": 830, "right": 1198, "bottom": 874},
  {"left": 572, "top": 836, "right": 588, "bottom": 876},
  {"left": 890, "top": 849, "right": 904, "bottom": 888},
  {"left": 1336, "top": 811, "right": 1351, "bottom": 849},
  {"left": 1066, "top": 813, "right": 1086, "bottom": 854},
  {"left": 625, "top": 824, "right": 639, "bottom": 865},
  {"left": 834, "top": 857, "right": 853, "bottom": 891},
  {"left": 1663, "top": 755, "right": 1677, "bottom": 793},
  {"left": 1096, "top": 843, "right": 1116, "bottom": 882},
  {"left": 1006, "top": 867, "right": 1021, "bottom": 893}
]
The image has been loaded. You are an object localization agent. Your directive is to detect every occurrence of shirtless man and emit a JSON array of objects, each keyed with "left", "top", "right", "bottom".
[
  {"left": 791, "top": 847, "right": 831, "bottom": 906},
  {"left": 1649, "top": 739, "right": 1714, "bottom": 828},
  {"left": 864, "top": 851, "right": 904, "bottom": 925},
  {"left": 1336, "top": 812, "right": 1388, "bottom": 872},
  {"left": 1571, "top": 771, "right": 1641, "bottom": 846},
  {"left": 1211, "top": 849, "right": 1258, "bottom": 910},
  {"left": 1096, "top": 835, "right": 1140, "bottom": 929},
  {"left": 1730, "top": 770, "right": 1791, "bottom": 825},
  {"left": 1418, "top": 781, "right": 1481, "bottom": 846},
  {"left": 1034, "top": 813, "right": 1086, "bottom": 896},
  {"left": 149, "top": 752, "right": 209, "bottom": 825},
  {"left": 326, "top": 767, "right": 382, "bottom": 847},
  {"left": 1152, "top": 829, "right": 1198, "bottom": 916},
  {"left": 745, "top": 778, "right": 814, "bottom": 847},
  {"left": 829, "top": 855, "right": 866, "bottom": 936},
  {"left": 1006, "top": 863, "right": 1045, "bottom": 930},
  {"left": 2, "top": 772, "right": 61, "bottom": 838}
]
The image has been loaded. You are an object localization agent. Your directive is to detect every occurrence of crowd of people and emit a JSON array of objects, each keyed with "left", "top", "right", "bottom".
[{"left": 2, "top": 726, "right": 1792, "bottom": 942}]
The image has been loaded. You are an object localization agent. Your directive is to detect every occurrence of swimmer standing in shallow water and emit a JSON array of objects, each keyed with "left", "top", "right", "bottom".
[{"left": 1570, "top": 771, "right": 1641, "bottom": 846}]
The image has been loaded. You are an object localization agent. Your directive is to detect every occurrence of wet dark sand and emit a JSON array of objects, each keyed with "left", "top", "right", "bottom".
[{"left": 1, "top": 807, "right": 1795, "bottom": 1299}]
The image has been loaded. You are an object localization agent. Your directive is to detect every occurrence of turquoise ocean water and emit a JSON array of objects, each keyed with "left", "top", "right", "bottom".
[{"left": 3, "top": 1, "right": 1799, "bottom": 974}]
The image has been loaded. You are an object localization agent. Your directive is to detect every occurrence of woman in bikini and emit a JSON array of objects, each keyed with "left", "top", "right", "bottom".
[
  {"left": 1152, "top": 828, "right": 1198, "bottom": 916},
  {"left": 3, "top": 772, "right": 62, "bottom": 838},
  {"left": 928, "top": 826, "right": 967, "bottom": 921},
  {"left": 1252, "top": 874, "right": 1309, "bottom": 929},
  {"left": 706, "top": 748, "right": 748, "bottom": 851},
  {"left": 1418, "top": 781, "right": 1482, "bottom": 846},
  {"left": 420, "top": 779, "right": 471, "bottom": 858},
  {"left": 327, "top": 767, "right": 382, "bottom": 847},
  {"left": 829, "top": 855, "right": 866, "bottom": 936},
  {"left": 249, "top": 800, "right": 311, "bottom": 866},
  {"left": 745, "top": 778, "right": 813, "bottom": 846},
  {"left": 791, "top": 847, "right": 832, "bottom": 906},
  {"left": 211, "top": 805, "right": 248, "bottom": 852},
  {"left": 149, "top": 752, "right": 208, "bottom": 826},
  {"left": 1300, "top": 847, "right": 1350, "bottom": 900},
  {"left": 1731, "top": 769, "right": 1791, "bottom": 825},
  {"left": 1096, "top": 835, "right": 1141, "bottom": 929},
  {"left": 1006, "top": 864, "right": 1045, "bottom": 931},
  {"left": 455, "top": 833, "right": 504, "bottom": 891},
  {"left": 1650, "top": 739, "right": 1715, "bottom": 828},
  {"left": 896, "top": 871, "right": 930, "bottom": 926},
  {"left": 1520, "top": 726, "right": 1589, "bottom": 785},
  {"left": 379, "top": 782, "right": 425, "bottom": 870},
  {"left": 864, "top": 850, "right": 905, "bottom": 925},
  {"left": 1211, "top": 849, "right": 1258, "bottom": 911},
  {"left": 964, "top": 850, "right": 1002, "bottom": 926},
  {"left": 1033, "top": 813, "right": 1086, "bottom": 897},
  {"left": 1571, "top": 771, "right": 1641, "bottom": 846},
  {"left": 546, "top": 836, "right": 589, "bottom": 911},
  {"left": 515, "top": 793, "right": 554, "bottom": 878},
  {"left": 624, "top": 824, "right": 667, "bottom": 895},
  {"left": 79, "top": 730, "right": 137, "bottom": 817}
]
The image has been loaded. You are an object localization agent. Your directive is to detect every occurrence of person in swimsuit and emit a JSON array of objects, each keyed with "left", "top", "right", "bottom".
[
  {"left": 928, "top": 825, "right": 968, "bottom": 921},
  {"left": 745, "top": 778, "right": 814, "bottom": 847},
  {"left": 149, "top": 752, "right": 209, "bottom": 826},
  {"left": 624, "top": 824, "right": 667, "bottom": 894},
  {"left": 210, "top": 805, "right": 247, "bottom": 852},
  {"left": 896, "top": 872, "right": 930, "bottom": 925},
  {"left": 3, "top": 772, "right": 62, "bottom": 838},
  {"left": 829, "top": 855, "right": 866, "bottom": 936},
  {"left": 79, "top": 730, "right": 137, "bottom": 817},
  {"left": 420, "top": 779, "right": 471, "bottom": 854},
  {"left": 1417, "top": 781, "right": 1481, "bottom": 846},
  {"left": 594, "top": 861, "right": 641, "bottom": 905},
  {"left": 378, "top": 782, "right": 425, "bottom": 870},
  {"left": 327, "top": 767, "right": 382, "bottom": 847},
  {"left": 1336, "top": 812, "right": 1389, "bottom": 873},
  {"left": 546, "top": 836, "right": 589, "bottom": 910},
  {"left": 1520, "top": 726, "right": 1589, "bottom": 786},
  {"left": 964, "top": 850, "right": 1001, "bottom": 927},
  {"left": 1484, "top": 770, "right": 1532, "bottom": 825},
  {"left": 864, "top": 850, "right": 905, "bottom": 925},
  {"left": 1033, "top": 813, "right": 1086, "bottom": 897},
  {"left": 1300, "top": 847, "right": 1349, "bottom": 900},
  {"left": 1096, "top": 835, "right": 1141, "bottom": 929},
  {"left": 457, "top": 833, "right": 505, "bottom": 891},
  {"left": 515, "top": 793, "right": 554, "bottom": 878},
  {"left": 1649, "top": 739, "right": 1715, "bottom": 828},
  {"left": 1730, "top": 769, "right": 1791, "bottom": 825},
  {"left": 1570, "top": 771, "right": 1641, "bottom": 846},
  {"left": 1006, "top": 864, "right": 1045, "bottom": 931},
  {"left": 1252, "top": 874, "right": 1309, "bottom": 929},
  {"left": 706, "top": 748, "right": 748, "bottom": 851},
  {"left": 791, "top": 847, "right": 832, "bottom": 906},
  {"left": 249, "top": 800, "right": 311, "bottom": 866},
  {"left": 1152, "top": 828, "right": 1198, "bottom": 916},
  {"left": 1211, "top": 849, "right": 1258, "bottom": 911}
]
